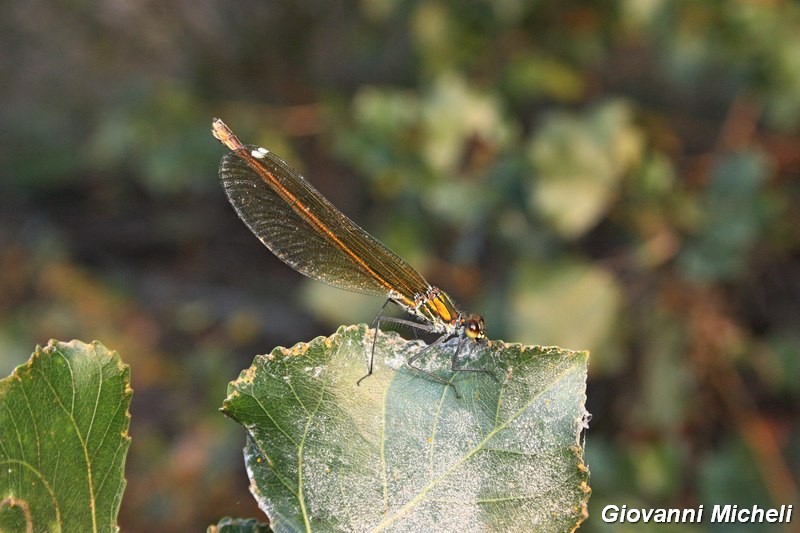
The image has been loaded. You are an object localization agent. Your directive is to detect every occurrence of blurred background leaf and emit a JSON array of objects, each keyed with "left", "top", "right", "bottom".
[{"left": 1, "top": 1, "right": 799, "bottom": 531}]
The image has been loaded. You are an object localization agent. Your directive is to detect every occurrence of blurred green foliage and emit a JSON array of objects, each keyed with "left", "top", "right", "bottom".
[
  {"left": 1, "top": 0, "right": 799, "bottom": 531},
  {"left": 679, "top": 150, "right": 773, "bottom": 282}
]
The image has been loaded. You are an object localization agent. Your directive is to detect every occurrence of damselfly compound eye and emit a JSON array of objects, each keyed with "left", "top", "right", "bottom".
[{"left": 465, "top": 315, "right": 485, "bottom": 340}]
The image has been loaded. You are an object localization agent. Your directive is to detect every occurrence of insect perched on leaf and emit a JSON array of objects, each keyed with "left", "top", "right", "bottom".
[{"left": 213, "top": 119, "right": 492, "bottom": 395}]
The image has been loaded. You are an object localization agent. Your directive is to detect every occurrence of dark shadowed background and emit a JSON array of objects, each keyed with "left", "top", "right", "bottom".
[{"left": 1, "top": 2, "right": 799, "bottom": 531}]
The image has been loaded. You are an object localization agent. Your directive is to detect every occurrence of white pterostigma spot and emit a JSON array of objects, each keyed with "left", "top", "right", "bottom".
[{"left": 251, "top": 147, "right": 269, "bottom": 159}]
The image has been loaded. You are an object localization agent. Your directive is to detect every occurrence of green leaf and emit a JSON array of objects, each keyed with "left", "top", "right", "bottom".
[
  {"left": 222, "top": 325, "right": 590, "bottom": 532},
  {"left": 0, "top": 340, "right": 131, "bottom": 533}
]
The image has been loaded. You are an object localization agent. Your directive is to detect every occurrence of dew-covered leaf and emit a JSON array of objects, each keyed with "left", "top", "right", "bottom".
[
  {"left": 222, "top": 325, "right": 590, "bottom": 532},
  {"left": 0, "top": 340, "right": 132, "bottom": 532}
]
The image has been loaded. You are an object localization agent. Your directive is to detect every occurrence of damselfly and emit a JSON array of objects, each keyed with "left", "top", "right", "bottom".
[{"left": 212, "top": 118, "right": 489, "bottom": 394}]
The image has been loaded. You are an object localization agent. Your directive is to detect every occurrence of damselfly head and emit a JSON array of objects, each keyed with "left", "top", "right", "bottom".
[{"left": 464, "top": 314, "right": 485, "bottom": 341}]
